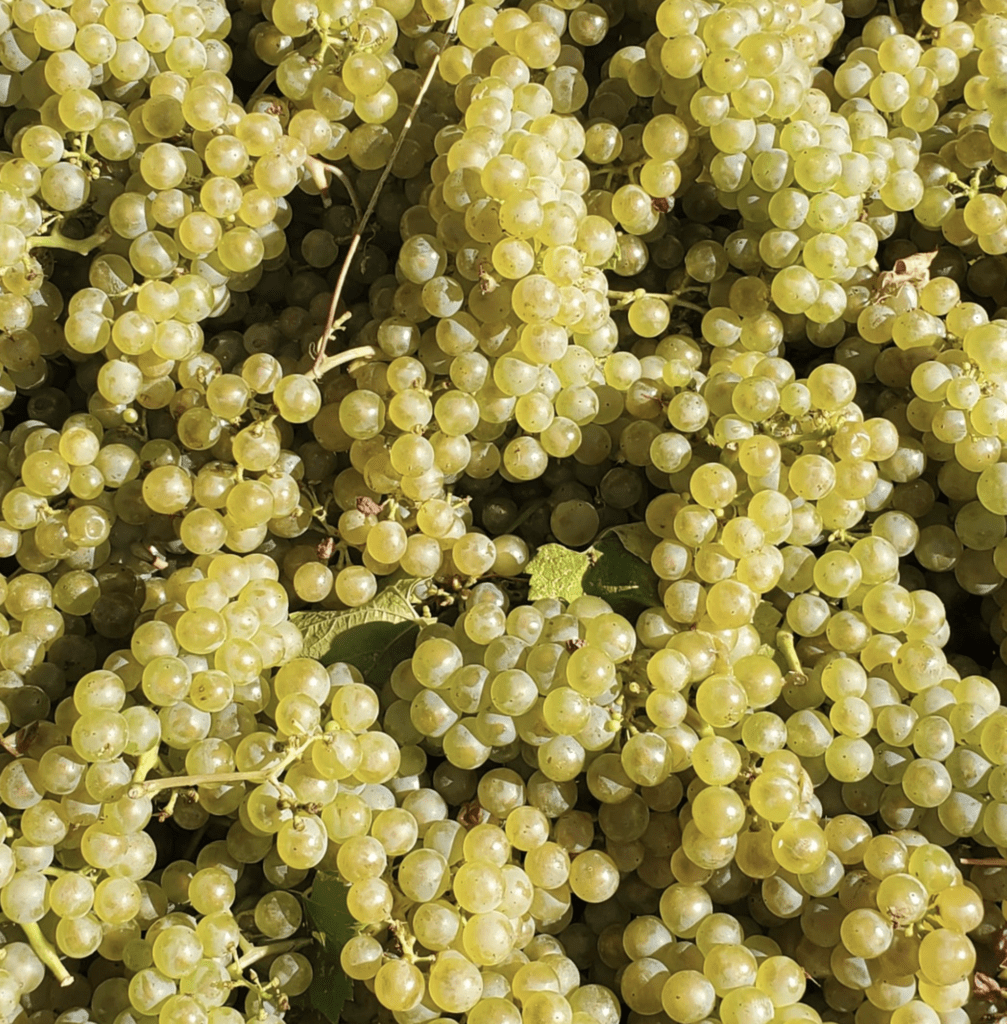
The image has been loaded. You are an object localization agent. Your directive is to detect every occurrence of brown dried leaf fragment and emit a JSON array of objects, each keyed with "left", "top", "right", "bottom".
[
  {"left": 0, "top": 722, "right": 39, "bottom": 757},
  {"left": 975, "top": 972, "right": 1005, "bottom": 999},
  {"left": 458, "top": 800, "right": 484, "bottom": 829},
  {"left": 871, "top": 249, "right": 938, "bottom": 301}
]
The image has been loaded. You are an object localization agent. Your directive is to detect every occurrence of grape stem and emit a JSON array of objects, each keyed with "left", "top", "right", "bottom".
[
  {"left": 591, "top": 159, "right": 646, "bottom": 187},
  {"left": 767, "top": 424, "right": 835, "bottom": 449},
  {"left": 776, "top": 630, "right": 807, "bottom": 685},
  {"left": 304, "top": 156, "right": 361, "bottom": 219},
  {"left": 606, "top": 288, "right": 706, "bottom": 314},
  {"left": 29, "top": 221, "right": 111, "bottom": 256},
  {"left": 69, "top": 132, "right": 100, "bottom": 172},
  {"left": 22, "top": 922, "right": 72, "bottom": 987},
  {"left": 960, "top": 857, "right": 1007, "bottom": 866},
  {"left": 158, "top": 790, "right": 180, "bottom": 822},
  {"left": 504, "top": 497, "right": 549, "bottom": 533},
  {"left": 684, "top": 706, "right": 714, "bottom": 737},
  {"left": 311, "top": 0, "right": 464, "bottom": 377},
  {"left": 384, "top": 918, "right": 433, "bottom": 964},
  {"left": 308, "top": 342, "right": 378, "bottom": 381},
  {"left": 131, "top": 745, "right": 162, "bottom": 784},
  {"left": 43, "top": 865, "right": 96, "bottom": 878},
  {"left": 128, "top": 732, "right": 323, "bottom": 799},
  {"left": 230, "top": 938, "right": 311, "bottom": 977},
  {"left": 946, "top": 167, "right": 987, "bottom": 200}
]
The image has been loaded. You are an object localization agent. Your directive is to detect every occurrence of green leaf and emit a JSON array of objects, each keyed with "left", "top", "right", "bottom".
[
  {"left": 307, "top": 947, "right": 353, "bottom": 1024},
  {"left": 302, "top": 872, "right": 356, "bottom": 950},
  {"left": 301, "top": 873, "right": 355, "bottom": 1024},
  {"left": 526, "top": 543, "right": 589, "bottom": 603},
  {"left": 601, "top": 523, "right": 660, "bottom": 563},
  {"left": 291, "top": 576, "right": 429, "bottom": 677},
  {"left": 329, "top": 619, "right": 420, "bottom": 679},
  {"left": 525, "top": 529, "right": 662, "bottom": 614},
  {"left": 582, "top": 527, "right": 661, "bottom": 615}
]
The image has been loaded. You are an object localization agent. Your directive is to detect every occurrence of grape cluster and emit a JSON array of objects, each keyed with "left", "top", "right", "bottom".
[
  {"left": 404, "top": 600, "right": 640, "bottom": 782},
  {"left": 11, "top": 0, "right": 1007, "bottom": 1020}
]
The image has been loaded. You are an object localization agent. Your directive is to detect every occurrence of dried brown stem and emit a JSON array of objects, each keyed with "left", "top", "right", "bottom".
[
  {"left": 312, "top": 2, "right": 463, "bottom": 377},
  {"left": 305, "top": 156, "right": 362, "bottom": 219}
]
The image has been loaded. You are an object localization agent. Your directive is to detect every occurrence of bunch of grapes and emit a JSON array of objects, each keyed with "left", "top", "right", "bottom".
[{"left": 9, "top": 0, "right": 1007, "bottom": 1021}]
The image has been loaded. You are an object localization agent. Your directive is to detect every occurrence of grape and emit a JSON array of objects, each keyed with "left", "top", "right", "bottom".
[{"left": 918, "top": 928, "right": 976, "bottom": 985}]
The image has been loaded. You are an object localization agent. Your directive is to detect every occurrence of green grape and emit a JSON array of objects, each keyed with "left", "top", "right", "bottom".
[
  {"left": 918, "top": 928, "right": 975, "bottom": 985},
  {"left": 47, "top": 871, "right": 93, "bottom": 920},
  {"left": 908, "top": 843, "right": 958, "bottom": 894},
  {"left": 151, "top": 926, "right": 203, "bottom": 980}
]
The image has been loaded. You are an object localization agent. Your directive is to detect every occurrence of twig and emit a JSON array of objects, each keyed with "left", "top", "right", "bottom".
[
  {"left": 312, "top": 0, "right": 464, "bottom": 377},
  {"left": 961, "top": 857, "right": 1007, "bottom": 866},
  {"left": 230, "top": 939, "right": 312, "bottom": 977},
  {"left": 31, "top": 222, "right": 111, "bottom": 255},
  {"left": 128, "top": 733, "right": 322, "bottom": 798},
  {"left": 607, "top": 289, "right": 706, "bottom": 314},
  {"left": 309, "top": 343, "right": 378, "bottom": 380},
  {"left": 384, "top": 918, "right": 434, "bottom": 964},
  {"left": 158, "top": 790, "right": 180, "bottom": 821}
]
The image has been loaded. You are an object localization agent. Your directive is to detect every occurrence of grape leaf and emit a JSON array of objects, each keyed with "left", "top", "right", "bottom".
[
  {"left": 526, "top": 543, "right": 589, "bottom": 603},
  {"left": 321, "top": 619, "right": 421, "bottom": 679},
  {"left": 582, "top": 527, "right": 661, "bottom": 615},
  {"left": 601, "top": 523, "right": 659, "bottom": 563},
  {"left": 302, "top": 872, "right": 356, "bottom": 950},
  {"left": 306, "top": 948, "right": 353, "bottom": 1024},
  {"left": 301, "top": 873, "right": 355, "bottom": 1024},
  {"left": 291, "top": 576, "right": 429, "bottom": 676}
]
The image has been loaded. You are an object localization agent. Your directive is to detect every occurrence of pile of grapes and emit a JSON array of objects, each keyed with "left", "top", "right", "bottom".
[{"left": 8, "top": 0, "right": 1007, "bottom": 1019}]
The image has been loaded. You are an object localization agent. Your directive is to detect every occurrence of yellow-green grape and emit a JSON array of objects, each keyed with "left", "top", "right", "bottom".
[
  {"left": 917, "top": 928, "right": 976, "bottom": 985},
  {"left": 274, "top": 374, "right": 321, "bottom": 424},
  {"left": 934, "top": 885, "right": 983, "bottom": 933},
  {"left": 771, "top": 819, "right": 828, "bottom": 873}
]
